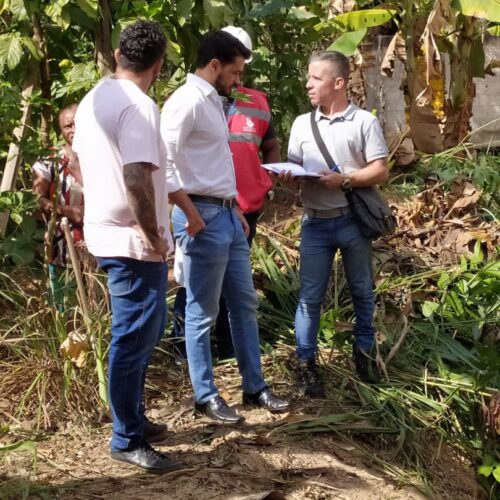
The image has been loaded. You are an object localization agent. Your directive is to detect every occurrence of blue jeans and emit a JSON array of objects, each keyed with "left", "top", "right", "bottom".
[
  {"left": 171, "top": 202, "right": 266, "bottom": 404},
  {"left": 295, "top": 213, "right": 375, "bottom": 361},
  {"left": 97, "top": 257, "right": 167, "bottom": 451},
  {"left": 171, "top": 210, "right": 260, "bottom": 360}
]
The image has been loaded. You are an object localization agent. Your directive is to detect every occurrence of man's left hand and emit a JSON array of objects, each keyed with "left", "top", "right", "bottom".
[
  {"left": 317, "top": 172, "right": 345, "bottom": 189},
  {"left": 235, "top": 207, "right": 250, "bottom": 237}
]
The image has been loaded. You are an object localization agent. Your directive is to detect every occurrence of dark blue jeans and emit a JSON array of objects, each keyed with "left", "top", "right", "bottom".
[
  {"left": 171, "top": 211, "right": 259, "bottom": 360},
  {"left": 295, "top": 213, "right": 375, "bottom": 361},
  {"left": 97, "top": 257, "right": 167, "bottom": 451}
]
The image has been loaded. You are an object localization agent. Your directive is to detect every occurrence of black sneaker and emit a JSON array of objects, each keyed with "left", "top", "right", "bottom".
[
  {"left": 297, "top": 360, "right": 325, "bottom": 399},
  {"left": 143, "top": 417, "right": 168, "bottom": 443},
  {"left": 354, "top": 348, "right": 381, "bottom": 384},
  {"left": 111, "top": 441, "right": 181, "bottom": 473}
]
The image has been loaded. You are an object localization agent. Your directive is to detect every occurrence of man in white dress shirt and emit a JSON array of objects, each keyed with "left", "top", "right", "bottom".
[{"left": 161, "top": 31, "right": 289, "bottom": 423}]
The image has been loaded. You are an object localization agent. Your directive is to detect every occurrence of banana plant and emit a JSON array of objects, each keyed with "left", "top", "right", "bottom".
[{"left": 328, "top": 0, "right": 500, "bottom": 152}]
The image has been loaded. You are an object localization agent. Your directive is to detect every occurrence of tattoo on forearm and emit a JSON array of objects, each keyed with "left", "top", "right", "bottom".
[{"left": 123, "top": 162, "right": 159, "bottom": 244}]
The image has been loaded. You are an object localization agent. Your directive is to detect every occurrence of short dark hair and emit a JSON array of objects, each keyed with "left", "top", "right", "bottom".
[
  {"left": 196, "top": 31, "right": 251, "bottom": 69},
  {"left": 310, "top": 51, "right": 350, "bottom": 83},
  {"left": 119, "top": 20, "right": 167, "bottom": 72}
]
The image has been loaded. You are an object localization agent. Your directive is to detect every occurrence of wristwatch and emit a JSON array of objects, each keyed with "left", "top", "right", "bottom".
[{"left": 341, "top": 175, "right": 351, "bottom": 191}]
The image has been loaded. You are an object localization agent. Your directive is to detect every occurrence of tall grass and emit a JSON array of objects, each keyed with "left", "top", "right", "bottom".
[
  {"left": 0, "top": 266, "right": 110, "bottom": 428},
  {"left": 252, "top": 218, "right": 500, "bottom": 496}
]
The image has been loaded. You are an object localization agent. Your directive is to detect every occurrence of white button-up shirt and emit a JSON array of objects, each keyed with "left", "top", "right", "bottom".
[{"left": 161, "top": 73, "right": 237, "bottom": 198}]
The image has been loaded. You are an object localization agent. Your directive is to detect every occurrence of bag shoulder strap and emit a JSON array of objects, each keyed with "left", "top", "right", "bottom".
[{"left": 310, "top": 110, "right": 336, "bottom": 169}]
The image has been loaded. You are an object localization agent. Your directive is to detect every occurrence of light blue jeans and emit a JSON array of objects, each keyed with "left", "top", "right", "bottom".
[
  {"left": 97, "top": 257, "right": 167, "bottom": 451},
  {"left": 171, "top": 202, "right": 266, "bottom": 404},
  {"left": 295, "top": 213, "right": 375, "bottom": 361}
]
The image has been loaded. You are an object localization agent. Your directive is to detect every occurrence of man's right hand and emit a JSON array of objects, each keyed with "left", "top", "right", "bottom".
[
  {"left": 278, "top": 170, "right": 303, "bottom": 189},
  {"left": 132, "top": 223, "right": 168, "bottom": 261},
  {"left": 149, "top": 236, "right": 168, "bottom": 261},
  {"left": 185, "top": 211, "right": 206, "bottom": 236}
]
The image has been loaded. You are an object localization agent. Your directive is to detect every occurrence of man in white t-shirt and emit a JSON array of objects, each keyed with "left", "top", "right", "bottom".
[{"left": 73, "top": 20, "right": 203, "bottom": 473}]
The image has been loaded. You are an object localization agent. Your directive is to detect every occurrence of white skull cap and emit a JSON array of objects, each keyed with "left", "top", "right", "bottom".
[{"left": 221, "top": 26, "right": 253, "bottom": 63}]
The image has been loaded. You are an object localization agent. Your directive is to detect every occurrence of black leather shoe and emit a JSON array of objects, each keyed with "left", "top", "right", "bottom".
[
  {"left": 111, "top": 441, "right": 181, "bottom": 473},
  {"left": 143, "top": 417, "right": 168, "bottom": 443},
  {"left": 297, "top": 360, "right": 325, "bottom": 399},
  {"left": 194, "top": 395, "right": 244, "bottom": 424},
  {"left": 243, "top": 387, "right": 290, "bottom": 412}
]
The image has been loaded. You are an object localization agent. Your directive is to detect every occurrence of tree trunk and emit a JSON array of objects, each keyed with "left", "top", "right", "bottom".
[
  {"left": 32, "top": 12, "right": 52, "bottom": 148},
  {"left": 443, "top": 16, "right": 476, "bottom": 149},
  {"left": 0, "top": 63, "right": 38, "bottom": 236},
  {"left": 96, "top": 0, "right": 115, "bottom": 76}
]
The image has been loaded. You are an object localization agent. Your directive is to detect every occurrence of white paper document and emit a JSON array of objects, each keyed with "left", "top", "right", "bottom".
[{"left": 262, "top": 162, "right": 322, "bottom": 178}]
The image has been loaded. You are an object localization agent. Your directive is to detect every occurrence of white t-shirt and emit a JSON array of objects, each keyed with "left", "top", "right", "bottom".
[{"left": 73, "top": 77, "right": 173, "bottom": 261}]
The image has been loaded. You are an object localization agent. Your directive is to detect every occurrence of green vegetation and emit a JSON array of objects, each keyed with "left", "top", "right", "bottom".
[{"left": 1, "top": 0, "right": 499, "bottom": 497}]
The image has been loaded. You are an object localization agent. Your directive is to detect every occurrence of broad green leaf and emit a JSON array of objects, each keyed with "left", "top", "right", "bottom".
[
  {"left": 0, "top": 195, "right": 12, "bottom": 206},
  {"left": 478, "top": 464, "right": 493, "bottom": 476},
  {"left": 75, "top": 0, "right": 98, "bottom": 19},
  {"left": 15, "top": 190, "right": 24, "bottom": 203},
  {"left": 0, "top": 33, "right": 23, "bottom": 70},
  {"left": 176, "top": 0, "right": 193, "bottom": 20},
  {"left": 493, "top": 466, "right": 500, "bottom": 483},
  {"left": 9, "top": 0, "right": 27, "bottom": 20},
  {"left": 10, "top": 212, "right": 22, "bottom": 224},
  {"left": 203, "top": 0, "right": 233, "bottom": 27},
  {"left": 422, "top": 301, "right": 439, "bottom": 318},
  {"left": 334, "top": 8, "right": 396, "bottom": 31},
  {"left": 45, "top": 1, "right": 71, "bottom": 30},
  {"left": 247, "top": 0, "right": 294, "bottom": 18},
  {"left": 11, "top": 247, "right": 34, "bottom": 265},
  {"left": 470, "top": 37, "right": 485, "bottom": 77},
  {"left": 452, "top": 0, "right": 500, "bottom": 23},
  {"left": 328, "top": 29, "right": 367, "bottom": 56},
  {"left": 21, "top": 37, "right": 43, "bottom": 60},
  {"left": 289, "top": 6, "right": 317, "bottom": 21},
  {"left": 166, "top": 40, "right": 181, "bottom": 66},
  {"left": 20, "top": 215, "right": 36, "bottom": 234}
]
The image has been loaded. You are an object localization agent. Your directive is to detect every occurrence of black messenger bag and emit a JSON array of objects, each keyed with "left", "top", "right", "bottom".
[{"left": 309, "top": 111, "right": 396, "bottom": 240}]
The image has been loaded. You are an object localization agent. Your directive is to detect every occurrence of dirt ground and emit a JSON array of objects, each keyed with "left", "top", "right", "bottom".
[{"left": 1, "top": 351, "right": 482, "bottom": 500}]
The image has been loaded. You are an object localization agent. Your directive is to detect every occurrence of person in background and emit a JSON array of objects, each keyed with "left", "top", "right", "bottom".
[
  {"left": 282, "top": 51, "right": 389, "bottom": 396},
  {"left": 171, "top": 25, "right": 280, "bottom": 361},
  {"left": 162, "top": 30, "right": 289, "bottom": 425},
  {"left": 32, "top": 103, "right": 83, "bottom": 312}
]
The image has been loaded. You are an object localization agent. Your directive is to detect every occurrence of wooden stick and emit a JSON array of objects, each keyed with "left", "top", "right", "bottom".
[{"left": 61, "top": 217, "right": 89, "bottom": 315}]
